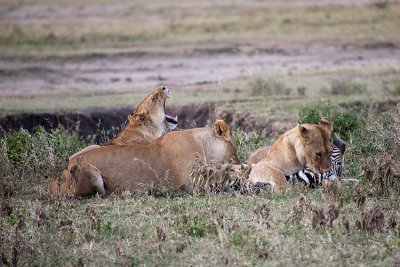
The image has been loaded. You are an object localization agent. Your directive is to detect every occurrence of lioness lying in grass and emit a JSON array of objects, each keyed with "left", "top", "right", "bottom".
[
  {"left": 248, "top": 118, "right": 333, "bottom": 193},
  {"left": 49, "top": 85, "right": 177, "bottom": 196},
  {"left": 52, "top": 120, "right": 240, "bottom": 198}
]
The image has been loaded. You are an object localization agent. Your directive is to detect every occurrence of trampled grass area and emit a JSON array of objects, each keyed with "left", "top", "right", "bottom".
[{"left": 1, "top": 189, "right": 399, "bottom": 266}]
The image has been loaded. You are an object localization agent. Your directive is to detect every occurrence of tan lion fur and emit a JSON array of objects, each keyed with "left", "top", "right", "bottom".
[
  {"left": 102, "top": 85, "right": 176, "bottom": 146},
  {"left": 248, "top": 118, "right": 333, "bottom": 193},
  {"left": 51, "top": 120, "right": 240, "bottom": 198},
  {"left": 49, "top": 86, "right": 177, "bottom": 195}
]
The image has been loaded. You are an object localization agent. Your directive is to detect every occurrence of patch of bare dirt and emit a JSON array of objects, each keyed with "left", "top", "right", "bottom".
[
  {"left": 1, "top": 43, "right": 400, "bottom": 95},
  {"left": 2, "top": 99, "right": 399, "bottom": 141}
]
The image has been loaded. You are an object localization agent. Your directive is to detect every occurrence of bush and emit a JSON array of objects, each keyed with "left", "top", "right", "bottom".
[
  {"left": 297, "top": 103, "right": 363, "bottom": 141},
  {"left": 331, "top": 112, "right": 363, "bottom": 141},
  {"left": 373, "top": 0, "right": 389, "bottom": 9},
  {"left": 297, "top": 103, "right": 332, "bottom": 125},
  {"left": 248, "top": 78, "right": 290, "bottom": 96},
  {"left": 5, "top": 128, "right": 32, "bottom": 166},
  {"left": 0, "top": 126, "right": 87, "bottom": 191},
  {"left": 330, "top": 80, "right": 367, "bottom": 96}
]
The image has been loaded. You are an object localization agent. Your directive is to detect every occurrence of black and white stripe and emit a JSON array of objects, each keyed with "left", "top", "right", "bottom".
[{"left": 285, "top": 138, "right": 346, "bottom": 188}]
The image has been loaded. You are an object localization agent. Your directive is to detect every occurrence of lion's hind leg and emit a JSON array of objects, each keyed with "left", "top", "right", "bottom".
[
  {"left": 248, "top": 161, "right": 291, "bottom": 193},
  {"left": 72, "top": 162, "right": 107, "bottom": 198}
]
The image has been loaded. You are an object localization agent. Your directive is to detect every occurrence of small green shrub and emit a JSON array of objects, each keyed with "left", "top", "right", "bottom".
[
  {"left": 0, "top": 126, "right": 87, "bottom": 191},
  {"left": 5, "top": 128, "right": 32, "bottom": 166},
  {"left": 248, "top": 78, "right": 289, "bottom": 96},
  {"left": 297, "top": 103, "right": 332, "bottom": 125},
  {"left": 332, "top": 112, "right": 363, "bottom": 141},
  {"left": 330, "top": 80, "right": 367, "bottom": 96},
  {"left": 297, "top": 103, "right": 364, "bottom": 141}
]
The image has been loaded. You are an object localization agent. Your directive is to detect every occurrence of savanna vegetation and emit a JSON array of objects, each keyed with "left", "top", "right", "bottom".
[
  {"left": 1, "top": 0, "right": 400, "bottom": 266},
  {"left": 1, "top": 105, "right": 399, "bottom": 266}
]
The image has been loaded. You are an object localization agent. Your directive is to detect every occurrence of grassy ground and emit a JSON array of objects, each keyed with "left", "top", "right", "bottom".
[
  {"left": 1, "top": 1, "right": 400, "bottom": 266},
  {"left": 1, "top": 109, "right": 400, "bottom": 266}
]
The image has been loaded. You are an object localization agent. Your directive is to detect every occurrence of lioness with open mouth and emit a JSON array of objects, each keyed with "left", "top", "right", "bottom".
[
  {"left": 49, "top": 85, "right": 178, "bottom": 195},
  {"left": 247, "top": 118, "right": 333, "bottom": 193},
  {"left": 53, "top": 120, "right": 240, "bottom": 198}
]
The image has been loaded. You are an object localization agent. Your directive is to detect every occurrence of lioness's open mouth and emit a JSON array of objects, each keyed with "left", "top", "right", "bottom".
[
  {"left": 162, "top": 86, "right": 178, "bottom": 125},
  {"left": 166, "top": 114, "right": 178, "bottom": 124}
]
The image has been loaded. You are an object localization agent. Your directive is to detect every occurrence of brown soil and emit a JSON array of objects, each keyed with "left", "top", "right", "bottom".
[
  {"left": 0, "top": 103, "right": 277, "bottom": 142},
  {"left": 2, "top": 99, "right": 397, "bottom": 142}
]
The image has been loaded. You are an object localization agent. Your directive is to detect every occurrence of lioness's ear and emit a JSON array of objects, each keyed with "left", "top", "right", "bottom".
[
  {"left": 319, "top": 117, "right": 333, "bottom": 135},
  {"left": 214, "top": 120, "right": 230, "bottom": 140},
  {"left": 297, "top": 124, "right": 309, "bottom": 140}
]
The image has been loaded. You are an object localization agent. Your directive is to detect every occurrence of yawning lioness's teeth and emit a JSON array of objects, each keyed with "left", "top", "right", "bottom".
[
  {"left": 163, "top": 87, "right": 177, "bottom": 125},
  {"left": 165, "top": 114, "right": 178, "bottom": 124}
]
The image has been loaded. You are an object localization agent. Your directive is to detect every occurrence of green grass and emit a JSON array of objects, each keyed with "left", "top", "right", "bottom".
[
  {"left": 1, "top": 1, "right": 400, "bottom": 265},
  {"left": 1, "top": 110, "right": 399, "bottom": 266},
  {"left": 1, "top": 67, "right": 399, "bottom": 117}
]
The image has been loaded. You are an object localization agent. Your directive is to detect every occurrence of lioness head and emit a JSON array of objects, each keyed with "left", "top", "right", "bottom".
[
  {"left": 214, "top": 120, "right": 240, "bottom": 164},
  {"left": 130, "top": 85, "right": 178, "bottom": 131},
  {"left": 297, "top": 117, "right": 333, "bottom": 173}
]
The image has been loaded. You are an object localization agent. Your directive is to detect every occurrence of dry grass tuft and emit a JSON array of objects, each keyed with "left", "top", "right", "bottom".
[
  {"left": 310, "top": 204, "right": 339, "bottom": 229},
  {"left": 59, "top": 218, "right": 73, "bottom": 232},
  {"left": 341, "top": 216, "right": 350, "bottom": 233},
  {"left": 190, "top": 158, "right": 252, "bottom": 194},
  {"left": 85, "top": 205, "right": 100, "bottom": 230},
  {"left": 210, "top": 207, "right": 228, "bottom": 248},
  {"left": 352, "top": 185, "right": 366, "bottom": 209},
  {"left": 322, "top": 180, "right": 344, "bottom": 207},
  {"left": 34, "top": 207, "right": 48, "bottom": 228},
  {"left": 1, "top": 202, "right": 12, "bottom": 217},
  {"left": 257, "top": 245, "right": 269, "bottom": 259},
  {"left": 155, "top": 226, "right": 166, "bottom": 242},
  {"left": 355, "top": 205, "right": 385, "bottom": 233},
  {"left": 175, "top": 242, "right": 187, "bottom": 253},
  {"left": 286, "top": 194, "right": 309, "bottom": 225},
  {"left": 360, "top": 155, "right": 400, "bottom": 196},
  {"left": 1, "top": 182, "right": 14, "bottom": 199},
  {"left": 388, "top": 212, "right": 399, "bottom": 230},
  {"left": 254, "top": 203, "right": 271, "bottom": 228}
]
